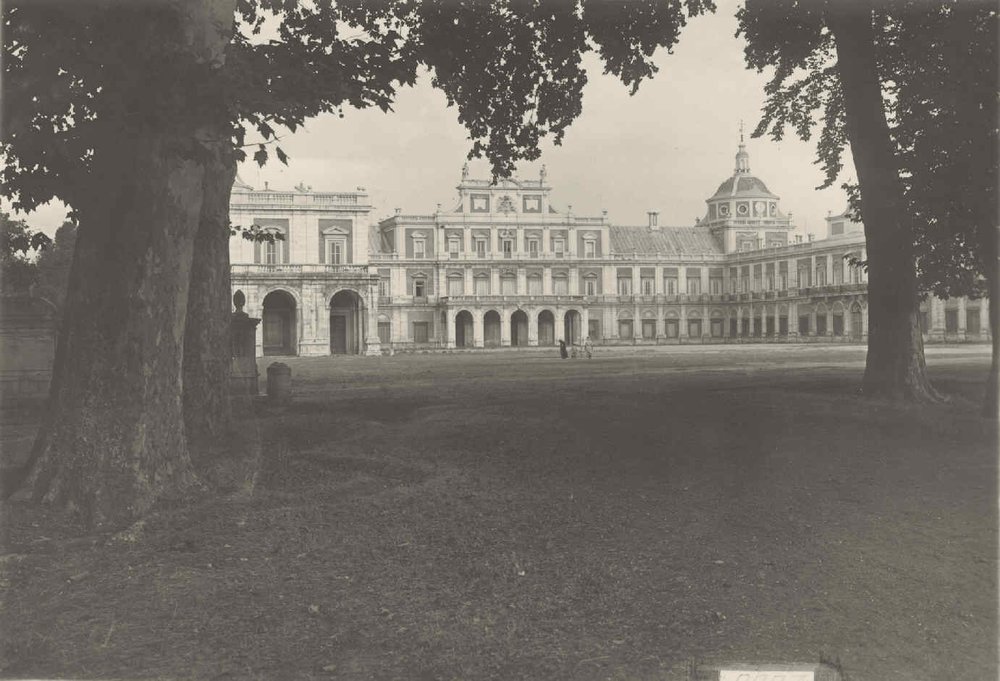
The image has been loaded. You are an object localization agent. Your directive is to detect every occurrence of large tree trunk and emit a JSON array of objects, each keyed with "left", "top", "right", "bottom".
[
  {"left": 183, "top": 149, "right": 238, "bottom": 442},
  {"left": 827, "top": 1, "right": 940, "bottom": 402},
  {"left": 984, "top": 228, "right": 999, "bottom": 419},
  {"left": 26, "top": 138, "right": 206, "bottom": 527},
  {"left": 20, "top": 0, "right": 238, "bottom": 528}
]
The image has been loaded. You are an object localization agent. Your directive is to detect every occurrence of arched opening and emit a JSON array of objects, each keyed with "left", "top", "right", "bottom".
[
  {"left": 483, "top": 310, "right": 501, "bottom": 348},
  {"left": 538, "top": 310, "right": 555, "bottom": 346},
  {"left": 330, "top": 289, "right": 364, "bottom": 355},
  {"left": 262, "top": 290, "right": 297, "bottom": 356},
  {"left": 564, "top": 310, "right": 581, "bottom": 345},
  {"left": 511, "top": 310, "right": 529, "bottom": 347},
  {"left": 455, "top": 310, "right": 474, "bottom": 348},
  {"left": 850, "top": 303, "right": 863, "bottom": 339}
]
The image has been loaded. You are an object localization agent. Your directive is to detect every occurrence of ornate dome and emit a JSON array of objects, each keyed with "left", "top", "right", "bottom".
[
  {"left": 711, "top": 174, "right": 777, "bottom": 199},
  {"left": 708, "top": 134, "right": 779, "bottom": 201}
]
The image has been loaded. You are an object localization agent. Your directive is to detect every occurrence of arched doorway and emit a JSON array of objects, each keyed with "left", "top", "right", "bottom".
[
  {"left": 538, "top": 310, "right": 555, "bottom": 346},
  {"left": 564, "top": 310, "right": 581, "bottom": 345},
  {"left": 511, "top": 310, "right": 529, "bottom": 347},
  {"left": 484, "top": 310, "right": 501, "bottom": 347},
  {"left": 330, "top": 289, "right": 364, "bottom": 355},
  {"left": 262, "top": 290, "right": 297, "bottom": 356},
  {"left": 455, "top": 310, "right": 474, "bottom": 348}
]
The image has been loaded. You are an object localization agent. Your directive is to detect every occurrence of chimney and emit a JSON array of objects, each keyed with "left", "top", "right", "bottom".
[
  {"left": 264, "top": 181, "right": 269, "bottom": 191},
  {"left": 648, "top": 211, "right": 659, "bottom": 229}
]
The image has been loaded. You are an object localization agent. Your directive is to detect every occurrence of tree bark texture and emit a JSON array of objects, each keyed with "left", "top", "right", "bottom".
[
  {"left": 827, "top": 1, "right": 939, "bottom": 402},
  {"left": 23, "top": 0, "right": 238, "bottom": 527},
  {"left": 183, "top": 151, "right": 238, "bottom": 442}
]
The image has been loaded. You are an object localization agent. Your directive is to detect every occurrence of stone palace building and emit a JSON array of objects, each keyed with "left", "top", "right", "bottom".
[{"left": 229, "top": 140, "right": 990, "bottom": 356}]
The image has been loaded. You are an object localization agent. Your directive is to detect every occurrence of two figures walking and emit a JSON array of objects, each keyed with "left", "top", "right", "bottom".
[{"left": 559, "top": 336, "right": 593, "bottom": 359}]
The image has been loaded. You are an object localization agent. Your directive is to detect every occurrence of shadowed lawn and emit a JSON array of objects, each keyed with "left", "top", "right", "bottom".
[{"left": 1, "top": 345, "right": 996, "bottom": 680}]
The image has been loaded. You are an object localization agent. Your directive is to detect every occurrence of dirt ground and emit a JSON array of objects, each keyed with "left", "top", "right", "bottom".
[{"left": 1, "top": 344, "right": 996, "bottom": 681}]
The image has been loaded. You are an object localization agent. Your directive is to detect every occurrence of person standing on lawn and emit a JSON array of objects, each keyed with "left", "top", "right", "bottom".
[
  {"left": 559, "top": 339, "right": 568, "bottom": 359},
  {"left": 583, "top": 336, "right": 593, "bottom": 359}
]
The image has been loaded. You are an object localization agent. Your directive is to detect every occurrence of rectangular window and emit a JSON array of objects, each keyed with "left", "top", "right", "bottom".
[
  {"left": 501, "top": 277, "right": 516, "bottom": 295},
  {"left": 378, "top": 278, "right": 390, "bottom": 297},
  {"left": 816, "top": 314, "right": 828, "bottom": 335},
  {"left": 799, "top": 315, "right": 810, "bottom": 335},
  {"left": 641, "top": 320, "right": 656, "bottom": 339},
  {"left": 664, "top": 278, "right": 678, "bottom": 295},
  {"left": 585, "top": 278, "right": 596, "bottom": 296},
  {"left": 618, "top": 320, "right": 633, "bottom": 339},
  {"left": 710, "top": 278, "right": 723, "bottom": 295},
  {"left": 474, "top": 277, "right": 489, "bottom": 296},
  {"left": 414, "top": 240, "right": 425, "bottom": 259},
  {"left": 968, "top": 309, "right": 981, "bottom": 334},
  {"left": 729, "top": 318, "right": 738, "bottom": 337},
  {"left": 618, "top": 277, "right": 632, "bottom": 296},
  {"left": 833, "top": 314, "right": 844, "bottom": 336},
  {"left": 711, "top": 319, "right": 724, "bottom": 338},
  {"left": 476, "top": 239, "right": 487, "bottom": 258},
  {"left": 528, "top": 276, "right": 542, "bottom": 295},
  {"left": 584, "top": 241, "right": 596, "bottom": 258},
  {"left": 265, "top": 240, "right": 278, "bottom": 264},
  {"left": 553, "top": 277, "right": 568, "bottom": 295},
  {"left": 414, "top": 279, "right": 426, "bottom": 298},
  {"left": 554, "top": 238, "right": 565, "bottom": 257},
  {"left": 945, "top": 309, "right": 959, "bottom": 333},
  {"left": 641, "top": 278, "right": 654, "bottom": 295},
  {"left": 328, "top": 241, "right": 344, "bottom": 264},
  {"left": 412, "top": 322, "right": 429, "bottom": 343},
  {"left": 666, "top": 319, "right": 679, "bottom": 338},
  {"left": 448, "top": 239, "right": 460, "bottom": 258},
  {"left": 448, "top": 277, "right": 463, "bottom": 297},
  {"left": 778, "top": 316, "right": 788, "bottom": 335},
  {"left": 528, "top": 239, "right": 539, "bottom": 258},
  {"left": 815, "top": 268, "right": 826, "bottom": 286},
  {"left": 688, "top": 320, "right": 702, "bottom": 338},
  {"left": 502, "top": 239, "right": 513, "bottom": 258},
  {"left": 687, "top": 278, "right": 701, "bottom": 295},
  {"left": 378, "top": 322, "right": 391, "bottom": 344}
]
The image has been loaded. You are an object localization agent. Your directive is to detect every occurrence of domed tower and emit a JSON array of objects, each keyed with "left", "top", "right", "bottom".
[{"left": 701, "top": 129, "right": 795, "bottom": 254}]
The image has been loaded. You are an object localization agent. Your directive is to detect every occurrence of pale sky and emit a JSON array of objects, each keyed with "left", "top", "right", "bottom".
[{"left": 15, "top": 0, "right": 850, "bottom": 238}]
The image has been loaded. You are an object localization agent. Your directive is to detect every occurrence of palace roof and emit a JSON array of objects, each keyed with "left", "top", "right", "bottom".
[{"left": 609, "top": 225, "right": 723, "bottom": 256}]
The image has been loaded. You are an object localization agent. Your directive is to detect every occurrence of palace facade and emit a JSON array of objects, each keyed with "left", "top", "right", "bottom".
[{"left": 229, "top": 142, "right": 990, "bottom": 356}]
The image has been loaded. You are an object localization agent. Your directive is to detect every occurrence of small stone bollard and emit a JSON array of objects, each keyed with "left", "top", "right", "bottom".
[{"left": 266, "top": 362, "right": 292, "bottom": 404}]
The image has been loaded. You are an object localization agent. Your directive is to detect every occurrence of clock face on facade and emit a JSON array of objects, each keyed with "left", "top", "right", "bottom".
[{"left": 719, "top": 204, "right": 730, "bottom": 216}]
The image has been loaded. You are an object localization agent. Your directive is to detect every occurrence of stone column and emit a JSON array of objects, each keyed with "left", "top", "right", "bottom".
[
  {"left": 788, "top": 301, "right": 798, "bottom": 339},
  {"left": 528, "top": 310, "right": 539, "bottom": 346},
  {"left": 581, "top": 307, "right": 590, "bottom": 341},
  {"left": 473, "top": 310, "right": 485, "bottom": 348},
  {"left": 543, "top": 267, "right": 553, "bottom": 295},
  {"left": 364, "top": 288, "right": 381, "bottom": 356},
  {"left": 679, "top": 304, "right": 688, "bottom": 338},
  {"left": 490, "top": 268, "right": 501, "bottom": 297},
  {"left": 748, "top": 305, "right": 756, "bottom": 337},
  {"left": 500, "top": 309, "right": 511, "bottom": 347},
  {"left": 446, "top": 310, "right": 457, "bottom": 349},
  {"left": 957, "top": 297, "right": 968, "bottom": 340},
  {"left": 773, "top": 306, "right": 780, "bottom": 339},
  {"left": 809, "top": 309, "right": 817, "bottom": 335},
  {"left": 556, "top": 309, "right": 566, "bottom": 343},
  {"left": 569, "top": 266, "right": 579, "bottom": 295},
  {"left": 826, "top": 309, "right": 833, "bottom": 338},
  {"left": 464, "top": 267, "right": 473, "bottom": 296},
  {"left": 736, "top": 308, "right": 743, "bottom": 339},
  {"left": 517, "top": 267, "right": 527, "bottom": 295}
]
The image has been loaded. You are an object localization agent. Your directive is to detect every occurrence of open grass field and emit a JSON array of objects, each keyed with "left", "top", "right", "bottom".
[{"left": 1, "top": 344, "right": 996, "bottom": 680}]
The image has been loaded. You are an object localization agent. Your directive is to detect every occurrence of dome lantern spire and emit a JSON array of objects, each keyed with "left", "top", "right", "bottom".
[{"left": 735, "top": 120, "right": 750, "bottom": 174}]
